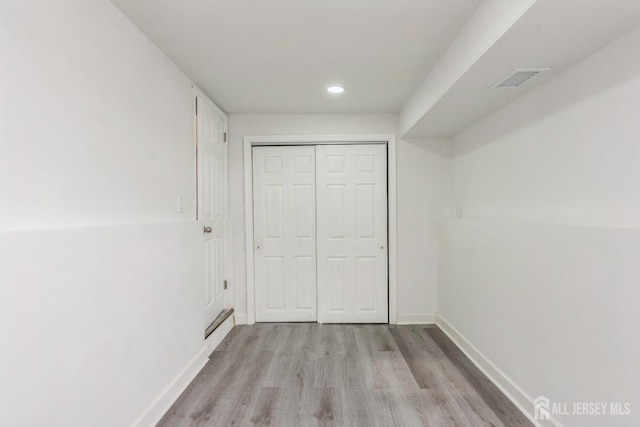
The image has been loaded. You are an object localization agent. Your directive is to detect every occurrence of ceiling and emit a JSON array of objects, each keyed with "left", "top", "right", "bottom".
[
  {"left": 403, "top": 0, "right": 640, "bottom": 138},
  {"left": 109, "top": 0, "right": 480, "bottom": 114},
  {"left": 111, "top": 0, "right": 640, "bottom": 137}
]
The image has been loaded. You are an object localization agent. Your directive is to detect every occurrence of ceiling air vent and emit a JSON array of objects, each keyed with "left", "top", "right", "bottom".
[{"left": 491, "top": 68, "right": 550, "bottom": 89}]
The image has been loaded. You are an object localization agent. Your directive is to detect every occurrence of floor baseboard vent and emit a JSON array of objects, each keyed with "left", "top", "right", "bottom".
[{"left": 205, "top": 308, "right": 234, "bottom": 339}]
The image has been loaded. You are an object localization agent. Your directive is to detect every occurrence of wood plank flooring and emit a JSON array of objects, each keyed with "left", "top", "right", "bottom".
[{"left": 157, "top": 324, "right": 533, "bottom": 427}]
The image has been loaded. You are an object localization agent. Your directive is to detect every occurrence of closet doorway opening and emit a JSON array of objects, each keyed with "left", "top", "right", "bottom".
[{"left": 243, "top": 135, "right": 397, "bottom": 325}]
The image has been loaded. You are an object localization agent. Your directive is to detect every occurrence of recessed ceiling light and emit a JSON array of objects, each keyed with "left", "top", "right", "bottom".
[{"left": 327, "top": 85, "right": 345, "bottom": 94}]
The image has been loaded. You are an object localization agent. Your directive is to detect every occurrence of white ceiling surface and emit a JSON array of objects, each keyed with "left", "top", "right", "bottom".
[
  {"left": 110, "top": 0, "right": 480, "bottom": 114},
  {"left": 403, "top": 0, "right": 640, "bottom": 138},
  {"left": 111, "top": 0, "right": 640, "bottom": 137}
]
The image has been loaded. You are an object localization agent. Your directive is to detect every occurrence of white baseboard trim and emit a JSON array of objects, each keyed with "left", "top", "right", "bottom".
[
  {"left": 436, "top": 315, "right": 563, "bottom": 427},
  {"left": 396, "top": 313, "right": 437, "bottom": 325},
  {"left": 132, "top": 314, "right": 235, "bottom": 427},
  {"left": 233, "top": 312, "right": 248, "bottom": 325},
  {"left": 131, "top": 348, "right": 208, "bottom": 427}
]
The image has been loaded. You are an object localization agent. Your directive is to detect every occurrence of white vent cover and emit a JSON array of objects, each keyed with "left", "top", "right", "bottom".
[{"left": 491, "top": 68, "right": 550, "bottom": 89}]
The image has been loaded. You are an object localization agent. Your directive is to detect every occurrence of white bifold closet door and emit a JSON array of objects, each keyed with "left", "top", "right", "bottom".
[
  {"left": 316, "top": 144, "right": 388, "bottom": 323},
  {"left": 253, "top": 146, "right": 317, "bottom": 322},
  {"left": 253, "top": 144, "right": 387, "bottom": 323}
]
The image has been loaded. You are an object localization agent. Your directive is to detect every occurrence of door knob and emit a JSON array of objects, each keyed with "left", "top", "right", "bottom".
[{"left": 203, "top": 226, "right": 212, "bottom": 234}]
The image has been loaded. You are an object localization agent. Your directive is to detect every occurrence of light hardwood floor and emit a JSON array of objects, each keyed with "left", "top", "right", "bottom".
[{"left": 158, "top": 324, "right": 533, "bottom": 426}]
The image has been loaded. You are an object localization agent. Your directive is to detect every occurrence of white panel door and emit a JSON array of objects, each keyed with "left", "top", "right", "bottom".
[
  {"left": 197, "top": 95, "right": 227, "bottom": 330},
  {"left": 253, "top": 146, "right": 317, "bottom": 322},
  {"left": 316, "top": 144, "right": 388, "bottom": 323}
]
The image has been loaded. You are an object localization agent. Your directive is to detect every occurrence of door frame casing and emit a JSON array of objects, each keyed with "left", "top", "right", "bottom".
[{"left": 243, "top": 134, "right": 398, "bottom": 325}]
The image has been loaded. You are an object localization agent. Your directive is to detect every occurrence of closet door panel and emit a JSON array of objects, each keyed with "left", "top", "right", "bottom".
[
  {"left": 316, "top": 144, "right": 388, "bottom": 323},
  {"left": 253, "top": 146, "right": 317, "bottom": 322}
]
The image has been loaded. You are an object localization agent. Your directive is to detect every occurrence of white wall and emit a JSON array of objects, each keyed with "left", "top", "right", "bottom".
[
  {"left": 396, "top": 138, "right": 449, "bottom": 321},
  {"left": 439, "top": 219, "right": 640, "bottom": 427},
  {"left": 0, "top": 1, "right": 205, "bottom": 425},
  {"left": 0, "top": 223, "right": 205, "bottom": 427},
  {"left": 228, "top": 114, "right": 450, "bottom": 323},
  {"left": 441, "top": 26, "right": 640, "bottom": 426},
  {"left": 450, "top": 26, "right": 640, "bottom": 227},
  {"left": 1, "top": 1, "right": 197, "bottom": 230}
]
